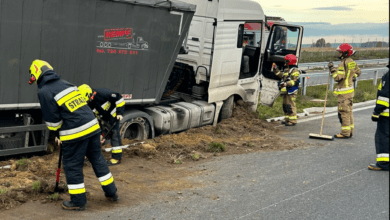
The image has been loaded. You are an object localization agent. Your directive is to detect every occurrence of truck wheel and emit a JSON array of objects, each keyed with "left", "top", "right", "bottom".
[
  {"left": 120, "top": 117, "right": 150, "bottom": 141},
  {"left": 218, "top": 95, "right": 234, "bottom": 122}
]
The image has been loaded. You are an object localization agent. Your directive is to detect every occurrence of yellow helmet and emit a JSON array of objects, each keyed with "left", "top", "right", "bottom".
[
  {"left": 78, "top": 84, "right": 93, "bottom": 102},
  {"left": 28, "top": 60, "right": 53, "bottom": 85}
]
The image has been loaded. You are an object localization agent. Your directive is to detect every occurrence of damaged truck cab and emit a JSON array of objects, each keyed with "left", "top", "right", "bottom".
[{"left": 171, "top": 0, "right": 304, "bottom": 115}]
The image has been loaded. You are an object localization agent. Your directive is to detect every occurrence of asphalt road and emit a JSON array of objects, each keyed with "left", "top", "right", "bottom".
[{"left": 82, "top": 105, "right": 388, "bottom": 220}]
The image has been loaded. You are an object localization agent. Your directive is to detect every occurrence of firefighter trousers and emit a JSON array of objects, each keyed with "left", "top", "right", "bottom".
[
  {"left": 337, "top": 98, "right": 354, "bottom": 136},
  {"left": 282, "top": 94, "right": 297, "bottom": 124},
  {"left": 108, "top": 117, "right": 123, "bottom": 160},
  {"left": 62, "top": 133, "right": 117, "bottom": 206},
  {"left": 375, "top": 117, "right": 389, "bottom": 170}
]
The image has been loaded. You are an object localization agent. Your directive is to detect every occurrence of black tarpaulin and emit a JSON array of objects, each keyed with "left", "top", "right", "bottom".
[{"left": 0, "top": 0, "right": 195, "bottom": 109}]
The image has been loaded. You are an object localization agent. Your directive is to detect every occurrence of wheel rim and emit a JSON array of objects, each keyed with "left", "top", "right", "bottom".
[{"left": 121, "top": 121, "right": 143, "bottom": 140}]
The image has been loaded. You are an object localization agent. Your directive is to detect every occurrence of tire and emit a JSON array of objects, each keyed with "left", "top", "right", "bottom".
[
  {"left": 218, "top": 95, "right": 235, "bottom": 122},
  {"left": 120, "top": 117, "right": 150, "bottom": 141}
]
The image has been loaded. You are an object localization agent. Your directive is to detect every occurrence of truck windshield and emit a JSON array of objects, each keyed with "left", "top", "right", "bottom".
[{"left": 269, "top": 26, "right": 300, "bottom": 55}]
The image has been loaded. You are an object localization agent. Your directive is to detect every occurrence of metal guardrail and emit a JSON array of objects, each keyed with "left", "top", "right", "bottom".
[
  {"left": 300, "top": 58, "right": 389, "bottom": 70},
  {"left": 299, "top": 67, "right": 388, "bottom": 95}
]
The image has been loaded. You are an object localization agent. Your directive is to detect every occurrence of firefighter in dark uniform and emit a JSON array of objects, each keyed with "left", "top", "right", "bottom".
[
  {"left": 78, "top": 84, "right": 125, "bottom": 166},
  {"left": 368, "top": 64, "right": 389, "bottom": 171},
  {"left": 273, "top": 54, "right": 301, "bottom": 126},
  {"left": 29, "top": 60, "right": 119, "bottom": 210}
]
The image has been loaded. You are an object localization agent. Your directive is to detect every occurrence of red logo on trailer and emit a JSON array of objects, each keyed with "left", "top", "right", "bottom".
[
  {"left": 104, "top": 28, "right": 133, "bottom": 41},
  {"left": 122, "top": 94, "right": 132, "bottom": 100}
]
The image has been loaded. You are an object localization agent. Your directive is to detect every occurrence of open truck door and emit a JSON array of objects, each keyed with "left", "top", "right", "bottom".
[{"left": 259, "top": 24, "right": 303, "bottom": 106}]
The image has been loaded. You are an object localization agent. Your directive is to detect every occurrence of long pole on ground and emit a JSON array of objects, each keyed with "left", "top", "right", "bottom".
[{"left": 320, "top": 70, "right": 332, "bottom": 135}]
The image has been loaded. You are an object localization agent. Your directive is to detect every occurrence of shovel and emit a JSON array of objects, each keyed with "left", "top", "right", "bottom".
[
  {"left": 101, "top": 120, "right": 119, "bottom": 144},
  {"left": 50, "top": 140, "right": 65, "bottom": 194},
  {"left": 309, "top": 64, "right": 334, "bottom": 141}
]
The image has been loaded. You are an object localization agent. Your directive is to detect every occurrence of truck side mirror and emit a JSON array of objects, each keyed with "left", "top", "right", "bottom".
[{"left": 179, "top": 46, "right": 189, "bottom": 54}]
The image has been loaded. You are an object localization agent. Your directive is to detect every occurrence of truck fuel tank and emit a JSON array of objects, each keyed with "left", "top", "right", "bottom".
[{"left": 144, "top": 101, "right": 215, "bottom": 135}]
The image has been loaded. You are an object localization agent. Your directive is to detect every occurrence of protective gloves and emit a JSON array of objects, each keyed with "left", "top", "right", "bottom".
[{"left": 371, "top": 112, "right": 379, "bottom": 122}]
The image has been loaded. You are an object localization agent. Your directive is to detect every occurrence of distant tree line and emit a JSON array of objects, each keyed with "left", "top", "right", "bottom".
[
  {"left": 311, "top": 38, "right": 388, "bottom": 48},
  {"left": 311, "top": 38, "right": 331, "bottom": 47}
]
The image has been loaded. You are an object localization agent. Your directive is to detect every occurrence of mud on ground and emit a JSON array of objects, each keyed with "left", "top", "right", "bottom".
[{"left": 0, "top": 105, "right": 307, "bottom": 216}]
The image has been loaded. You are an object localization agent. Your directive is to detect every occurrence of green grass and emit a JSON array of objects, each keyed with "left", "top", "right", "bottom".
[
  {"left": 207, "top": 142, "right": 226, "bottom": 153},
  {"left": 0, "top": 188, "right": 7, "bottom": 194},
  {"left": 257, "top": 79, "right": 380, "bottom": 120},
  {"left": 300, "top": 49, "right": 389, "bottom": 63},
  {"left": 48, "top": 193, "right": 59, "bottom": 201},
  {"left": 192, "top": 152, "right": 200, "bottom": 160},
  {"left": 32, "top": 181, "right": 41, "bottom": 192},
  {"left": 48, "top": 144, "right": 54, "bottom": 153},
  {"left": 17, "top": 159, "right": 31, "bottom": 170}
]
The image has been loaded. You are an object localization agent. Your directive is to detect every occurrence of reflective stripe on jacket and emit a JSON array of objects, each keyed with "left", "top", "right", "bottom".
[
  {"left": 37, "top": 71, "right": 101, "bottom": 142},
  {"left": 374, "top": 71, "right": 389, "bottom": 117},
  {"left": 88, "top": 88, "right": 125, "bottom": 121},
  {"left": 330, "top": 57, "right": 361, "bottom": 98}
]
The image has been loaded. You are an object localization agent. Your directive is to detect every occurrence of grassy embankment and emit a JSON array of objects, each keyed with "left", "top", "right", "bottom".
[
  {"left": 300, "top": 47, "right": 389, "bottom": 63},
  {"left": 257, "top": 79, "right": 381, "bottom": 120}
]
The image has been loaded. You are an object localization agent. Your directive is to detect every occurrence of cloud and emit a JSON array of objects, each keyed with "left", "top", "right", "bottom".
[
  {"left": 292, "top": 22, "right": 331, "bottom": 25},
  {"left": 289, "top": 22, "right": 389, "bottom": 36},
  {"left": 283, "top": 22, "right": 389, "bottom": 44},
  {"left": 313, "top": 6, "right": 353, "bottom": 11}
]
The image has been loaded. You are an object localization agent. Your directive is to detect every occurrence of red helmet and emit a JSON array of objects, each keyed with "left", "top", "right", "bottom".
[
  {"left": 336, "top": 43, "right": 354, "bottom": 57},
  {"left": 284, "top": 54, "right": 297, "bottom": 65}
]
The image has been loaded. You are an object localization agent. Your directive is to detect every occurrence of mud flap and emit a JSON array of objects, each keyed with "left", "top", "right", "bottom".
[{"left": 259, "top": 74, "right": 281, "bottom": 107}]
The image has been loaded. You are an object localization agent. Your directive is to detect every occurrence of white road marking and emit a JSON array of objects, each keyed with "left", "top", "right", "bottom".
[{"left": 298, "top": 105, "right": 375, "bottom": 123}]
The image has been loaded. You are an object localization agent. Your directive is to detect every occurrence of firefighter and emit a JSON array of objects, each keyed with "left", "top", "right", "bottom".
[
  {"left": 29, "top": 60, "right": 118, "bottom": 210},
  {"left": 78, "top": 84, "right": 125, "bottom": 166},
  {"left": 273, "top": 54, "right": 301, "bottom": 126},
  {"left": 328, "top": 43, "right": 361, "bottom": 138},
  {"left": 368, "top": 64, "right": 389, "bottom": 171}
]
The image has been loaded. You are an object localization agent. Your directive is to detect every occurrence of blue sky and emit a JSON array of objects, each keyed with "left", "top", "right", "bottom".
[{"left": 254, "top": 0, "right": 389, "bottom": 44}]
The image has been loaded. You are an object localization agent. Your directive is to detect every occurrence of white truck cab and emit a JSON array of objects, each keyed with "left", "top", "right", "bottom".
[{"left": 175, "top": 0, "right": 304, "bottom": 114}]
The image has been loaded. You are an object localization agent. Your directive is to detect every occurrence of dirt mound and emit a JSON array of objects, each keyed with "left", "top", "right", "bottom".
[
  {"left": 0, "top": 153, "right": 68, "bottom": 210},
  {"left": 0, "top": 105, "right": 303, "bottom": 212},
  {"left": 119, "top": 105, "right": 298, "bottom": 165}
]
